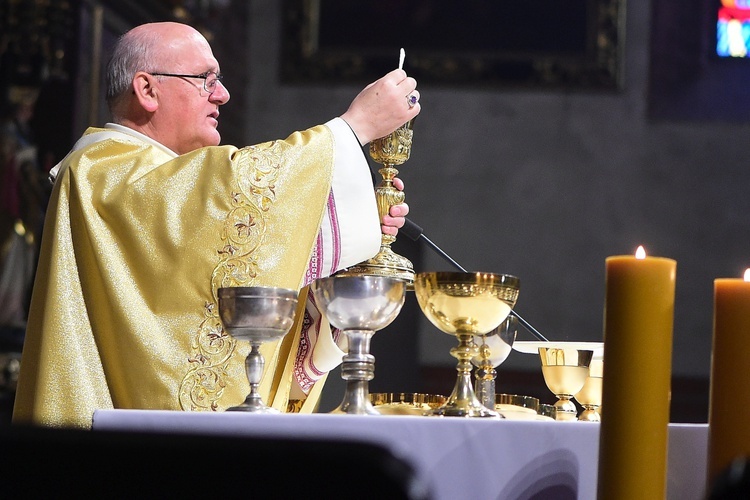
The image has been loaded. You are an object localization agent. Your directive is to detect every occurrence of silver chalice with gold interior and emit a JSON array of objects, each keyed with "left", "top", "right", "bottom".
[
  {"left": 414, "top": 271, "right": 520, "bottom": 417},
  {"left": 311, "top": 274, "right": 406, "bottom": 415}
]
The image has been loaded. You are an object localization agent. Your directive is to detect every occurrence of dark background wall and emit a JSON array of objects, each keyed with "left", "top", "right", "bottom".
[
  {"left": 244, "top": 1, "right": 748, "bottom": 421},
  {"left": 2, "top": 0, "right": 747, "bottom": 422}
]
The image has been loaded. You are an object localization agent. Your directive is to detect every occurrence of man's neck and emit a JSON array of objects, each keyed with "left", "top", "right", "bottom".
[{"left": 104, "top": 123, "right": 178, "bottom": 158}]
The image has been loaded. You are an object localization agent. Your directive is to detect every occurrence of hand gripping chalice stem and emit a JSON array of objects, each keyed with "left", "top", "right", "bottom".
[{"left": 339, "top": 119, "right": 416, "bottom": 285}]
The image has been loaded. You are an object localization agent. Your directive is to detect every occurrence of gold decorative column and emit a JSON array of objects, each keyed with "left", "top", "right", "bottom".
[{"left": 338, "top": 119, "right": 415, "bottom": 285}]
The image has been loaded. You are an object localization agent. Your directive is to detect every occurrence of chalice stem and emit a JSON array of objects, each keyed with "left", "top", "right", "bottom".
[
  {"left": 452, "top": 333, "right": 479, "bottom": 402},
  {"left": 334, "top": 329, "right": 379, "bottom": 415},
  {"left": 243, "top": 343, "right": 265, "bottom": 408},
  {"left": 433, "top": 333, "right": 499, "bottom": 417},
  {"left": 228, "top": 342, "right": 279, "bottom": 412},
  {"left": 475, "top": 344, "right": 498, "bottom": 410},
  {"left": 451, "top": 370, "right": 477, "bottom": 403},
  {"left": 475, "top": 377, "right": 496, "bottom": 410},
  {"left": 579, "top": 405, "right": 601, "bottom": 422}
]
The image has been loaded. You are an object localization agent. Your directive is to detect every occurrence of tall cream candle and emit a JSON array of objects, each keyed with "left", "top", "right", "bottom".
[
  {"left": 597, "top": 246, "right": 676, "bottom": 499},
  {"left": 707, "top": 270, "right": 750, "bottom": 485}
]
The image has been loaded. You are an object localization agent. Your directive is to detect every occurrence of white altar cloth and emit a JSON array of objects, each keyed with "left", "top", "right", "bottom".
[{"left": 92, "top": 410, "right": 708, "bottom": 500}]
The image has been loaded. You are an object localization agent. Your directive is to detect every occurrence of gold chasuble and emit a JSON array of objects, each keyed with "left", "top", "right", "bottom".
[{"left": 14, "top": 124, "right": 338, "bottom": 428}]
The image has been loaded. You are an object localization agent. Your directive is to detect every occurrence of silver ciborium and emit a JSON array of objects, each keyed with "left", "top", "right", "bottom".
[
  {"left": 311, "top": 275, "right": 406, "bottom": 415},
  {"left": 218, "top": 286, "right": 298, "bottom": 413},
  {"left": 472, "top": 314, "right": 518, "bottom": 410},
  {"left": 414, "top": 271, "right": 520, "bottom": 417}
]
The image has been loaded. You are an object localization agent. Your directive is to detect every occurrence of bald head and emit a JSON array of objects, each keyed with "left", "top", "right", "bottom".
[
  {"left": 105, "top": 22, "right": 209, "bottom": 117},
  {"left": 103, "top": 22, "right": 229, "bottom": 154}
]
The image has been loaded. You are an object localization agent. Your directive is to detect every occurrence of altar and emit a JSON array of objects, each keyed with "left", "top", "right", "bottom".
[{"left": 92, "top": 410, "right": 708, "bottom": 500}]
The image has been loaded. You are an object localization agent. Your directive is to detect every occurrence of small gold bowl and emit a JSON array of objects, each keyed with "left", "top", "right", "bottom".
[
  {"left": 495, "top": 393, "right": 540, "bottom": 419},
  {"left": 495, "top": 393, "right": 540, "bottom": 412},
  {"left": 370, "top": 393, "right": 447, "bottom": 416}
]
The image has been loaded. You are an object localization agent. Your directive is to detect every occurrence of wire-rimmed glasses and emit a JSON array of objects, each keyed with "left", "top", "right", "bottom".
[{"left": 149, "top": 71, "right": 223, "bottom": 94}]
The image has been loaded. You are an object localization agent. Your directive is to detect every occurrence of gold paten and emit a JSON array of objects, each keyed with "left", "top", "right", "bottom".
[
  {"left": 370, "top": 393, "right": 447, "bottom": 416},
  {"left": 337, "top": 119, "right": 415, "bottom": 285},
  {"left": 414, "top": 271, "right": 520, "bottom": 418}
]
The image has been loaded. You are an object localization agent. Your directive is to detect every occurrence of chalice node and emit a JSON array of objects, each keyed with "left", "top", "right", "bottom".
[
  {"left": 414, "top": 271, "right": 520, "bottom": 418},
  {"left": 218, "top": 286, "right": 298, "bottom": 413}
]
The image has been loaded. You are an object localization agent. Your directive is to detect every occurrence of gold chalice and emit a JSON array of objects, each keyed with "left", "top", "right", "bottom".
[
  {"left": 414, "top": 271, "right": 520, "bottom": 417},
  {"left": 339, "top": 119, "right": 415, "bottom": 285},
  {"left": 217, "top": 286, "right": 298, "bottom": 413},
  {"left": 539, "top": 346, "right": 594, "bottom": 421},
  {"left": 575, "top": 358, "right": 603, "bottom": 422}
]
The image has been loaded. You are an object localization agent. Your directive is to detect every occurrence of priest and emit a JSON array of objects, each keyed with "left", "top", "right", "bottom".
[{"left": 13, "top": 21, "right": 420, "bottom": 428}]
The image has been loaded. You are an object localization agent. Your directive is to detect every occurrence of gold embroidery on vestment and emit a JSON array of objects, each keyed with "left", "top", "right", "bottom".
[
  {"left": 179, "top": 143, "right": 284, "bottom": 411},
  {"left": 286, "top": 399, "right": 304, "bottom": 414}
]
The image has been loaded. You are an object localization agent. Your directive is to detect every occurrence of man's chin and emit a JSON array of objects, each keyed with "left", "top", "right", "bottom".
[{"left": 204, "top": 132, "right": 222, "bottom": 147}]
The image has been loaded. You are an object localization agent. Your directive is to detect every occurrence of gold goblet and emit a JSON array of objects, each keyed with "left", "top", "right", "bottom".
[
  {"left": 575, "top": 358, "right": 603, "bottom": 422},
  {"left": 414, "top": 271, "right": 520, "bottom": 417},
  {"left": 217, "top": 286, "right": 298, "bottom": 413},
  {"left": 539, "top": 347, "right": 594, "bottom": 421},
  {"left": 339, "top": 119, "right": 415, "bottom": 285}
]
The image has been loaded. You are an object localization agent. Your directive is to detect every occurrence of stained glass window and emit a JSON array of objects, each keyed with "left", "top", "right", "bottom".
[{"left": 717, "top": 0, "right": 750, "bottom": 57}]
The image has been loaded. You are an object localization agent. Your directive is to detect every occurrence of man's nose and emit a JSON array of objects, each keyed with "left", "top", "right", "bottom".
[{"left": 211, "top": 80, "right": 230, "bottom": 104}]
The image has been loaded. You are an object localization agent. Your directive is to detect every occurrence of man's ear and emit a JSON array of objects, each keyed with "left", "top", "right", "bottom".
[{"left": 132, "top": 71, "right": 159, "bottom": 113}]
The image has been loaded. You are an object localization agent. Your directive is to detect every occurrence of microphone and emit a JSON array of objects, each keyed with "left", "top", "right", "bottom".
[{"left": 401, "top": 218, "right": 549, "bottom": 342}]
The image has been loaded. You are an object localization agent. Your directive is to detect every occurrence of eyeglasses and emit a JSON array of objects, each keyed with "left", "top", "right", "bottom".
[{"left": 149, "top": 71, "right": 224, "bottom": 94}]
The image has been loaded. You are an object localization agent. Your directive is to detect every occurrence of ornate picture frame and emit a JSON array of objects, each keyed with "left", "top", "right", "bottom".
[{"left": 281, "top": 0, "right": 625, "bottom": 90}]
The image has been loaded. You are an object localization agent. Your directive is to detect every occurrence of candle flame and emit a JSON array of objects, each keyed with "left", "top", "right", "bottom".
[
  {"left": 635, "top": 246, "right": 646, "bottom": 259},
  {"left": 744, "top": 269, "right": 750, "bottom": 282}
]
